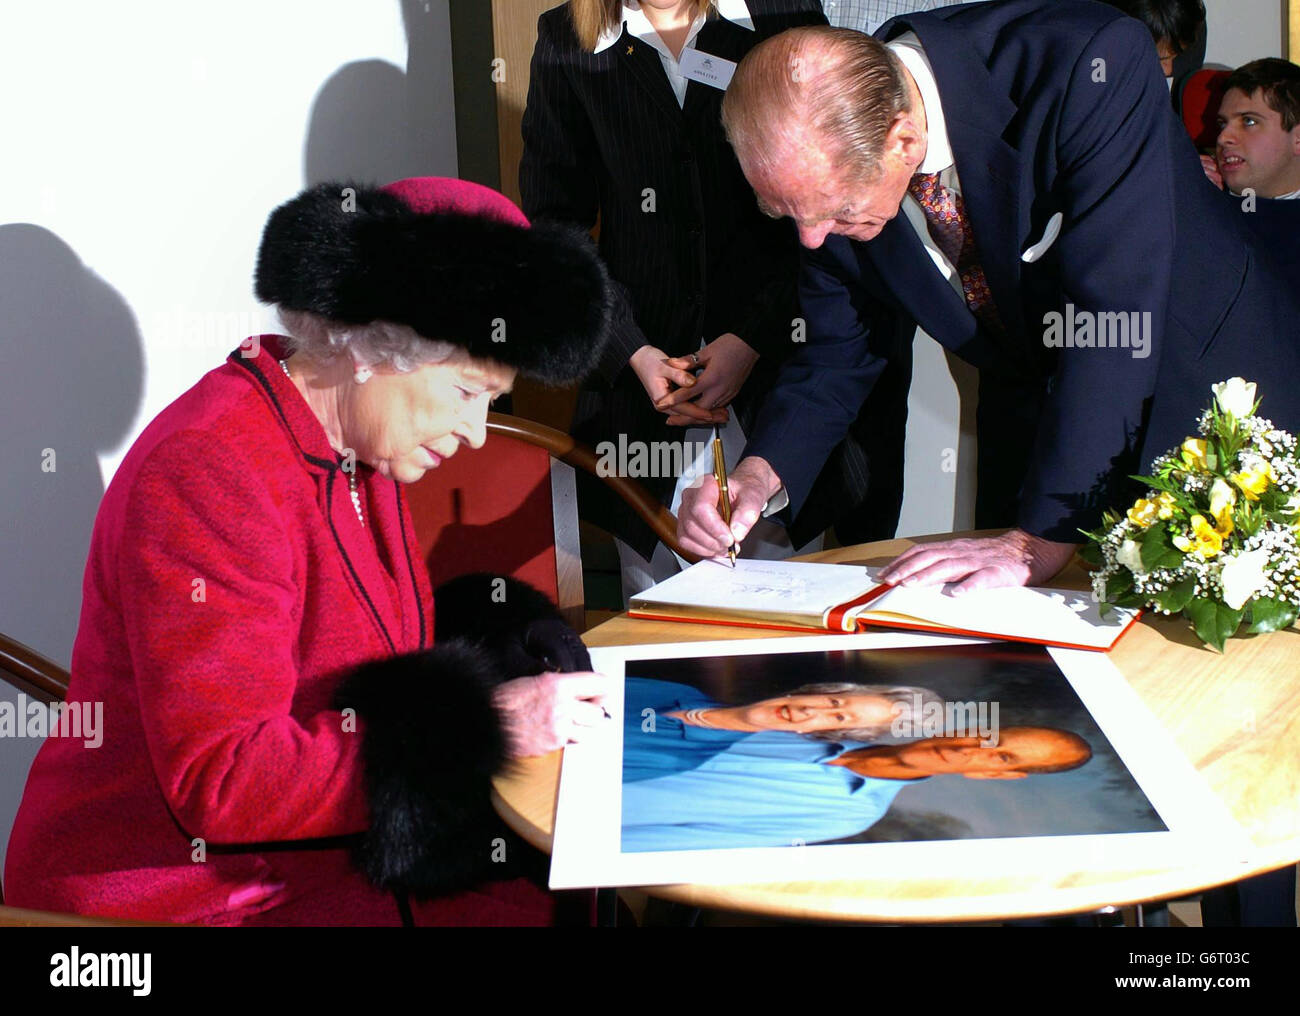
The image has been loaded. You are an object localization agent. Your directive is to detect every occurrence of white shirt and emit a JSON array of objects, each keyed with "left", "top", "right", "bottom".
[
  {"left": 821, "top": 0, "right": 968, "bottom": 35},
  {"left": 594, "top": 0, "right": 755, "bottom": 107},
  {"left": 1228, "top": 187, "right": 1300, "bottom": 200},
  {"left": 888, "top": 32, "right": 967, "bottom": 302}
]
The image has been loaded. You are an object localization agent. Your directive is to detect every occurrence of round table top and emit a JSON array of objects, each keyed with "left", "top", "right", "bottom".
[{"left": 491, "top": 534, "right": 1300, "bottom": 922}]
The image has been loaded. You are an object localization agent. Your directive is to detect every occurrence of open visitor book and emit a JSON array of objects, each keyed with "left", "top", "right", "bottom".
[{"left": 628, "top": 559, "right": 1141, "bottom": 651}]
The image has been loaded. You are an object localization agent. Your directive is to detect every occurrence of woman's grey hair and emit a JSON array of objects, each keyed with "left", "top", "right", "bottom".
[
  {"left": 787, "top": 682, "right": 944, "bottom": 744},
  {"left": 277, "top": 308, "right": 461, "bottom": 373}
]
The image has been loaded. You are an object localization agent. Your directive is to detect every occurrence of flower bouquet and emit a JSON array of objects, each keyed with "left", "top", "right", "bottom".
[{"left": 1081, "top": 378, "right": 1300, "bottom": 651}]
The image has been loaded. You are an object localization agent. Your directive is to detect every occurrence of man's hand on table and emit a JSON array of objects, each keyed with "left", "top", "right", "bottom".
[
  {"left": 678, "top": 455, "right": 781, "bottom": 559},
  {"left": 493, "top": 671, "right": 609, "bottom": 758},
  {"left": 878, "top": 529, "right": 1079, "bottom": 593}
]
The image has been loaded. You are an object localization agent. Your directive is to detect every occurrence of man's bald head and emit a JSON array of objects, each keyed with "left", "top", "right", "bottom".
[{"left": 721, "top": 26, "right": 913, "bottom": 193}]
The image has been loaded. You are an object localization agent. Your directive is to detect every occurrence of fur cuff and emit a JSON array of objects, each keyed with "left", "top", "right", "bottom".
[
  {"left": 434, "top": 573, "right": 563, "bottom": 643},
  {"left": 333, "top": 639, "right": 507, "bottom": 898},
  {"left": 434, "top": 573, "right": 590, "bottom": 677}
]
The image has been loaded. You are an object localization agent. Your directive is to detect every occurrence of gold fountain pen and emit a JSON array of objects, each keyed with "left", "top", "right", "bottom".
[{"left": 711, "top": 425, "right": 737, "bottom": 567}]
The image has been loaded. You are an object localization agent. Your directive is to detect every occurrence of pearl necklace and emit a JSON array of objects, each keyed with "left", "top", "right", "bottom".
[{"left": 280, "top": 358, "right": 364, "bottom": 526}]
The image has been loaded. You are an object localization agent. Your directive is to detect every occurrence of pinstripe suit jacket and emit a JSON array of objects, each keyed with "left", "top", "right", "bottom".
[{"left": 520, "top": 0, "right": 909, "bottom": 556}]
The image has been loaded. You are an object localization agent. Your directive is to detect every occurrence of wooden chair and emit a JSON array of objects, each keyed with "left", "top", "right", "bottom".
[
  {"left": 0, "top": 631, "right": 70, "bottom": 705},
  {"left": 1177, "top": 67, "right": 1230, "bottom": 151},
  {"left": 404, "top": 412, "right": 698, "bottom": 632}
]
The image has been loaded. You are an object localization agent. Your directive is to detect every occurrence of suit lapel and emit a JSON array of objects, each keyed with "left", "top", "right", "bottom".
[
  {"left": 880, "top": 15, "right": 1033, "bottom": 350},
  {"left": 620, "top": 26, "right": 683, "bottom": 124},
  {"left": 866, "top": 221, "right": 1001, "bottom": 366}
]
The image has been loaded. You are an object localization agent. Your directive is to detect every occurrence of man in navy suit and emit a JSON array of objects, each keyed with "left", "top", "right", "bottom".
[{"left": 677, "top": 0, "right": 1300, "bottom": 592}]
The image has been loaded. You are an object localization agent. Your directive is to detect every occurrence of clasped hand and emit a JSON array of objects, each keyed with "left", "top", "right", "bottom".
[{"left": 629, "top": 333, "right": 758, "bottom": 427}]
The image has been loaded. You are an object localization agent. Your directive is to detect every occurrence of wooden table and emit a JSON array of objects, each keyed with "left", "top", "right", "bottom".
[{"left": 491, "top": 534, "right": 1300, "bottom": 922}]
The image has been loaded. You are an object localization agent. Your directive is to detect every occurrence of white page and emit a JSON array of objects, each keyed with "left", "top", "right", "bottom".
[
  {"left": 629, "top": 558, "right": 873, "bottom": 625},
  {"left": 860, "top": 568, "right": 1138, "bottom": 649}
]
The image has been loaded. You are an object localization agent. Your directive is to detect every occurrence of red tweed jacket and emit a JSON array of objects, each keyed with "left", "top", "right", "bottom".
[{"left": 4, "top": 336, "right": 554, "bottom": 925}]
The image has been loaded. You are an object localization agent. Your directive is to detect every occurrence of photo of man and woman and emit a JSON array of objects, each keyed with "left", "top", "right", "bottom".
[{"left": 619, "top": 642, "right": 1167, "bottom": 853}]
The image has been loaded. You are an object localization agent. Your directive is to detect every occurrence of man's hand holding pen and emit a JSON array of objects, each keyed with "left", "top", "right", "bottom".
[{"left": 678, "top": 455, "right": 781, "bottom": 561}]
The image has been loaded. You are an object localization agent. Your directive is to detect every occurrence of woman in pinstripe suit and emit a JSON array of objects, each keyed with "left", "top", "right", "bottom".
[{"left": 520, "top": 0, "right": 842, "bottom": 600}]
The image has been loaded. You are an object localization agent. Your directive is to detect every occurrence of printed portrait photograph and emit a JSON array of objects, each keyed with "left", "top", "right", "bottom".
[{"left": 619, "top": 641, "right": 1167, "bottom": 853}]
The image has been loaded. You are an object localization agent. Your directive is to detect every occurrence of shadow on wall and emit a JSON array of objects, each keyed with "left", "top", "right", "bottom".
[
  {"left": 0, "top": 223, "right": 143, "bottom": 878},
  {"left": 302, "top": 1, "right": 457, "bottom": 185},
  {"left": 304, "top": 59, "right": 420, "bottom": 186},
  {"left": 0, "top": 224, "right": 144, "bottom": 668}
]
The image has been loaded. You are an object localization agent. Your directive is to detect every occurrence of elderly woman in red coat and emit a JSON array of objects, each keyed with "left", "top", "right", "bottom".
[{"left": 4, "top": 178, "right": 612, "bottom": 925}]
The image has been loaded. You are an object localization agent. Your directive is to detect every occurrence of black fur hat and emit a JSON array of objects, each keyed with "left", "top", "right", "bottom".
[{"left": 254, "top": 178, "right": 611, "bottom": 385}]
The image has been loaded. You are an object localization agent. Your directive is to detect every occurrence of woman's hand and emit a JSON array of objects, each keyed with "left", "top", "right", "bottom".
[
  {"left": 492, "top": 671, "right": 609, "bottom": 758},
  {"left": 653, "top": 333, "right": 758, "bottom": 421},
  {"left": 629, "top": 344, "right": 728, "bottom": 427}
]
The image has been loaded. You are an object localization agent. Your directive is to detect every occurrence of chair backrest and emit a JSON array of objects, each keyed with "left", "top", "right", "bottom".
[
  {"left": 404, "top": 413, "right": 698, "bottom": 632},
  {"left": 1179, "top": 68, "right": 1230, "bottom": 151},
  {"left": 0, "top": 904, "right": 167, "bottom": 927},
  {"left": 0, "top": 633, "right": 69, "bottom": 705},
  {"left": 406, "top": 417, "right": 576, "bottom": 625},
  {"left": 0, "top": 633, "right": 69, "bottom": 906}
]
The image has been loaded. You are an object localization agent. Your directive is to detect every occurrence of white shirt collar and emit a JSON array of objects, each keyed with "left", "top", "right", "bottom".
[
  {"left": 886, "top": 32, "right": 953, "bottom": 175},
  {"left": 593, "top": 0, "right": 754, "bottom": 55},
  {"left": 1229, "top": 186, "right": 1300, "bottom": 200}
]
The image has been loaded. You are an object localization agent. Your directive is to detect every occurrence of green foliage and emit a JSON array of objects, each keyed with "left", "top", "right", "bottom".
[
  {"left": 1153, "top": 578, "right": 1196, "bottom": 614},
  {"left": 1245, "top": 597, "right": 1299, "bottom": 634},
  {"left": 1185, "top": 598, "right": 1244, "bottom": 654},
  {"left": 1136, "top": 524, "right": 1184, "bottom": 571}
]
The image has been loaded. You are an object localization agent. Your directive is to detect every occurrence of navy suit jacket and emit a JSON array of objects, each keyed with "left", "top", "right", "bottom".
[{"left": 745, "top": 0, "right": 1300, "bottom": 542}]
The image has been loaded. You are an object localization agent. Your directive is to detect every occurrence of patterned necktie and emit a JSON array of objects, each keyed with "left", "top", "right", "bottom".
[{"left": 907, "top": 171, "right": 1004, "bottom": 336}]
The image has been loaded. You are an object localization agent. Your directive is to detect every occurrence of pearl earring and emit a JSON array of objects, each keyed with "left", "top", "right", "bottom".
[{"left": 354, "top": 366, "right": 373, "bottom": 384}]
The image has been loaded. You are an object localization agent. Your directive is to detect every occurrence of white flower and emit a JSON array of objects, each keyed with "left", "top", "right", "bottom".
[
  {"left": 1116, "top": 538, "right": 1146, "bottom": 574},
  {"left": 1219, "top": 548, "right": 1272, "bottom": 610},
  {"left": 1209, "top": 478, "right": 1236, "bottom": 521},
  {"left": 1212, "top": 377, "right": 1257, "bottom": 419}
]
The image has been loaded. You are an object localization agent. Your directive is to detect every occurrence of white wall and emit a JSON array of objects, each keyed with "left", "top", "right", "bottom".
[
  {"left": 0, "top": 0, "right": 456, "bottom": 880},
  {"left": 1204, "top": 0, "right": 1285, "bottom": 66}
]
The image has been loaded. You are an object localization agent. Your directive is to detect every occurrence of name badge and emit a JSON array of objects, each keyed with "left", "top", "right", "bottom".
[{"left": 680, "top": 48, "right": 736, "bottom": 90}]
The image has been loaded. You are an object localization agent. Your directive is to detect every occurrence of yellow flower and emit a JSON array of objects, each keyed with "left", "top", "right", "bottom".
[
  {"left": 1180, "top": 438, "right": 1209, "bottom": 471},
  {"left": 1174, "top": 514, "right": 1226, "bottom": 559},
  {"left": 1155, "top": 492, "right": 1177, "bottom": 519},
  {"left": 1126, "top": 498, "right": 1159, "bottom": 528},
  {"left": 1230, "top": 458, "right": 1276, "bottom": 501}
]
